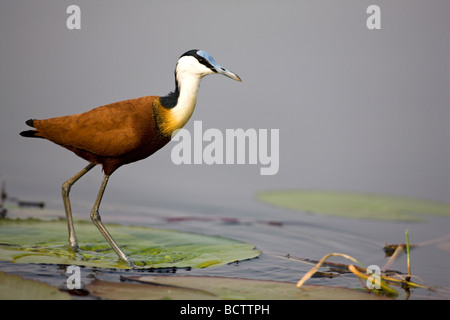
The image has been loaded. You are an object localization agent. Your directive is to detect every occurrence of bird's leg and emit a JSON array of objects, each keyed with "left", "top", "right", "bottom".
[
  {"left": 62, "top": 162, "right": 96, "bottom": 250},
  {"left": 90, "top": 174, "right": 134, "bottom": 267}
]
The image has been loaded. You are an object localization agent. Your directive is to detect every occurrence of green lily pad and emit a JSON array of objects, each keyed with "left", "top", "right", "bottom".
[
  {"left": 0, "top": 218, "right": 260, "bottom": 269},
  {"left": 257, "top": 190, "right": 450, "bottom": 221},
  {"left": 86, "top": 275, "right": 388, "bottom": 300},
  {"left": 0, "top": 271, "right": 70, "bottom": 300}
]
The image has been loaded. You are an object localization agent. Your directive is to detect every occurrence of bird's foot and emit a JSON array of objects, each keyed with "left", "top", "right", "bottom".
[
  {"left": 121, "top": 255, "right": 135, "bottom": 269},
  {"left": 67, "top": 241, "right": 79, "bottom": 252}
]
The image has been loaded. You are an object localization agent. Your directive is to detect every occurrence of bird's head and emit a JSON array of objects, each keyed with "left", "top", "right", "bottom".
[
  {"left": 175, "top": 49, "right": 242, "bottom": 82},
  {"left": 158, "top": 49, "right": 241, "bottom": 134}
]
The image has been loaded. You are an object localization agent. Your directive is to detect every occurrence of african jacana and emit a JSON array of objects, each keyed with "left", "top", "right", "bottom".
[{"left": 20, "top": 49, "right": 241, "bottom": 266}]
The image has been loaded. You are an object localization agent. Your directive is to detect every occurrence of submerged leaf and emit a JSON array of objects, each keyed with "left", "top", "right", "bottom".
[
  {"left": 0, "top": 271, "right": 70, "bottom": 300},
  {"left": 0, "top": 218, "right": 260, "bottom": 269},
  {"left": 257, "top": 190, "right": 450, "bottom": 221},
  {"left": 86, "top": 275, "right": 388, "bottom": 300}
]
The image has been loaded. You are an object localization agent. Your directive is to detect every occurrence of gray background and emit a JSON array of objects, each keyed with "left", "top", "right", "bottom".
[{"left": 1, "top": 1, "right": 449, "bottom": 215}]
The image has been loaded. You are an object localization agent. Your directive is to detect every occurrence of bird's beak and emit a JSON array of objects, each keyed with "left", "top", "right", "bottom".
[{"left": 214, "top": 64, "right": 242, "bottom": 82}]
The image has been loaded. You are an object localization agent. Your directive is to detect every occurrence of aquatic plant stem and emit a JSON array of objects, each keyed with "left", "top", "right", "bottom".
[
  {"left": 296, "top": 253, "right": 362, "bottom": 288},
  {"left": 405, "top": 229, "right": 411, "bottom": 280}
]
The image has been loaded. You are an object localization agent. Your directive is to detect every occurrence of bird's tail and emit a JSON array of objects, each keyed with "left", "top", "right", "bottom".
[{"left": 20, "top": 119, "right": 41, "bottom": 138}]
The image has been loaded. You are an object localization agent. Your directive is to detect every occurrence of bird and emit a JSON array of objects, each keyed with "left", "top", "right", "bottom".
[{"left": 20, "top": 49, "right": 241, "bottom": 267}]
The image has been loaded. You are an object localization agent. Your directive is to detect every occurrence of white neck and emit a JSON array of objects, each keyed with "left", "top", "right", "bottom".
[{"left": 168, "top": 71, "right": 202, "bottom": 129}]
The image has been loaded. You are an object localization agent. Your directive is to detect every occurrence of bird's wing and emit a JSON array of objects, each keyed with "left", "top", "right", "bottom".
[{"left": 33, "top": 96, "right": 158, "bottom": 157}]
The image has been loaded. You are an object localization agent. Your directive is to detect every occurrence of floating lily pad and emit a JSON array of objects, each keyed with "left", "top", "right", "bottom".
[
  {"left": 257, "top": 190, "right": 450, "bottom": 221},
  {"left": 86, "top": 275, "right": 388, "bottom": 300},
  {"left": 0, "top": 218, "right": 260, "bottom": 269}
]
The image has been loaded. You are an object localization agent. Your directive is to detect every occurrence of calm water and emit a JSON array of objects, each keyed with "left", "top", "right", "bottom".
[{"left": 2, "top": 193, "right": 449, "bottom": 300}]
